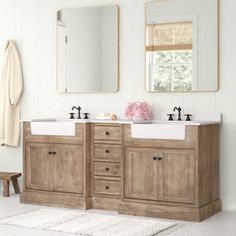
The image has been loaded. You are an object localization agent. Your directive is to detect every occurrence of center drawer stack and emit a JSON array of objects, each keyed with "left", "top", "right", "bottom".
[{"left": 92, "top": 124, "right": 122, "bottom": 198}]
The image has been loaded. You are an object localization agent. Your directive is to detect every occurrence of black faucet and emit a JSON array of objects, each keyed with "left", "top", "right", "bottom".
[
  {"left": 72, "top": 106, "right": 81, "bottom": 119},
  {"left": 173, "top": 106, "right": 182, "bottom": 121}
]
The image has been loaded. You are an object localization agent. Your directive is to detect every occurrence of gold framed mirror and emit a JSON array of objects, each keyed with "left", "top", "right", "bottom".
[
  {"left": 145, "top": 0, "right": 219, "bottom": 92},
  {"left": 57, "top": 5, "right": 119, "bottom": 93}
]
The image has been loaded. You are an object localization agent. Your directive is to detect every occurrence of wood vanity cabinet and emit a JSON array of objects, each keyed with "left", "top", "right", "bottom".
[
  {"left": 21, "top": 122, "right": 91, "bottom": 209},
  {"left": 119, "top": 124, "right": 221, "bottom": 222},
  {"left": 21, "top": 121, "right": 221, "bottom": 221}
]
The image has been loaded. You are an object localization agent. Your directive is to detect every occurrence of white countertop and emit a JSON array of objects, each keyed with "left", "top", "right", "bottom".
[{"left": 20, "top": 118, "right": 221, "bottom": 126}]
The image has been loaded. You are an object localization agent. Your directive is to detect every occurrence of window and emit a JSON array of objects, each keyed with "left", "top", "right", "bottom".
[{"left": 146, "top": 22, "right": 193, "bottom": 92}]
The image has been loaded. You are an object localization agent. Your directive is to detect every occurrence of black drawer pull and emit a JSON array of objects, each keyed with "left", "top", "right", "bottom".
[
  {"left": 158, "top": 157, "right": 162, "bottom": 161},
  {"left": 105, "top": 131, "right": 110, "bottom": 135},
  {"left": 105, "top": 186, "right": 109, "bottom": 190},
  {"left": 105, "top": 150, "right": 110, "bottom": 153},
  {"left": 48, "top": 151, "right": 56, "bottom": 155},
  {"left": 153, "top": 156, "right": 157, "bottom": 160},
  {"left": 105, "top": 167, "right": 110, "bottom": 171}
]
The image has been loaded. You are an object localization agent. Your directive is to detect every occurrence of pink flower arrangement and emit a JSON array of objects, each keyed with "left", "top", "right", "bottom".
[{"left": 124, "top": 102, "right": 152, "bottom": 120}]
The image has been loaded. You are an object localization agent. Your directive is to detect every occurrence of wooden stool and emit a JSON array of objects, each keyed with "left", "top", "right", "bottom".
[{"left": 0, "top": 172, "right": 21, "bottom": 197}]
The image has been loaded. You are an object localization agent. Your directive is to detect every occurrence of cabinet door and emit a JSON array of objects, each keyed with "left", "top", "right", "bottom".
[
  {"left": 53, "top": 144, "right": 83, "bottom": 194},
  {"left": 25, "top": 143, "right": 53, "bottom": 190},
  {"left": 161, "top": 150, "right": 195, "bottom": 203},
  {"left": 125, "top": 148, "right": 162, "bottom": 200}
]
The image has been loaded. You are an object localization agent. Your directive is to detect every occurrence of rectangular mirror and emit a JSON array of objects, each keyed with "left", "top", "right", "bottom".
[
  {"left": 57, "top": 5, "right": 119, "bottom": 93},
  {"left": 145, "top": 0, "right": 219, "bottom": 92}
]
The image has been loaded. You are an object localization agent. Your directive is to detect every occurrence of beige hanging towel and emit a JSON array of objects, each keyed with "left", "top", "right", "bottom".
[{"left": 0, "top": 40, "right": 23, "bottom": 147}]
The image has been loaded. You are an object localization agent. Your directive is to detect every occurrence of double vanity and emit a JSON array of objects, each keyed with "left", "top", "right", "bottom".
[{"left": 20, "top": 119, "right": 221, "bottom": 222}]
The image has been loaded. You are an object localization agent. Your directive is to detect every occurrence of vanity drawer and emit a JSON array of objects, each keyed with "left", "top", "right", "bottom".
[
  {"left": 93, "top": 125, "right": 122, "bottom": 141},
  {"left": 94, "top": 179, "right": 121, "bottom": 196},
  {"left": 94, "top": 162, "right": 121, "bottom": 177},
  {"left": 94, "top": 144, "right": 122, "bottom": 160}
]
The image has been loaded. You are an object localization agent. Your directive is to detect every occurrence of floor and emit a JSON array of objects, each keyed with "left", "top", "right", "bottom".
[{"left": 0, "top": 195, "right": 236, "bottom": 236}]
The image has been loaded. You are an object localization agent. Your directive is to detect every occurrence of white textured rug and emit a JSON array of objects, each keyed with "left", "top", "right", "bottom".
[{"left": 0, "top": 208, "right": 176, "bottom": 236}]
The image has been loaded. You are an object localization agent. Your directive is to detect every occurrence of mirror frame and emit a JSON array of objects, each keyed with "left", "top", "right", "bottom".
[
  {"left": 144, "top": 0, "right": 219, "bottom": 93},
  {"left": 56, "top": 5, "right": 120, "bottom": 94}
]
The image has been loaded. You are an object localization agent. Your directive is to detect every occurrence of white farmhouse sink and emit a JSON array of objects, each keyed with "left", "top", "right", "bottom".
[
  {"left": 31, "top": 120, "right": 76, "bottom": 136},
  {"left": 131, "top": 122, "right": 186, "bottom": 140}
]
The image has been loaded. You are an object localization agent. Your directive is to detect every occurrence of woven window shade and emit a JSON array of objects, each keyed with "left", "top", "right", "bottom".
[{"left": 146, "top": 22, "right": 193, "bottom": 51}]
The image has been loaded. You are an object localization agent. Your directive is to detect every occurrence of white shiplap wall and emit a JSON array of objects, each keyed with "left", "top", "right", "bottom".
[{"left": 0, "top": 0, "right": 236, "bottom": 211}]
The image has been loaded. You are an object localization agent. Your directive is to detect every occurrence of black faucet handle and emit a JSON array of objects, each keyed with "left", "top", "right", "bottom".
[
  {"left": 83, "top": 113, "right": 90, "bottom": 119},
  {"left": 69, "top": 112, "right": 75, "bottom": 119},
  {"left": 167, "top": 114, "right": 175, "bottom": 121},
  {"left": 184, "top": 114, "right": 192, "bottom": 121}
]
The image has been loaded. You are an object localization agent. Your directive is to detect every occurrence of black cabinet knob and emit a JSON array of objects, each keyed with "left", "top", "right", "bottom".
[
  {"left": 105, "top": 131, "right": 110, "bottom": 135},
  {"left": 158, "top": 157, "right": 162, "bottom": 161},
  {"left": 105, "top": 150, "right": 110, "bottom": 153},
  {"left": 153, "top": 157, "right": 157, "bottom": 160},
  {"left": 105, "top": 167, "right": 110, "bottom": 171},
  {"left": 48, "top": 151, "right": 53, "bottom": 155},
  {"left": 105, "top": 186, "right": 109, "bottom": 190}
]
